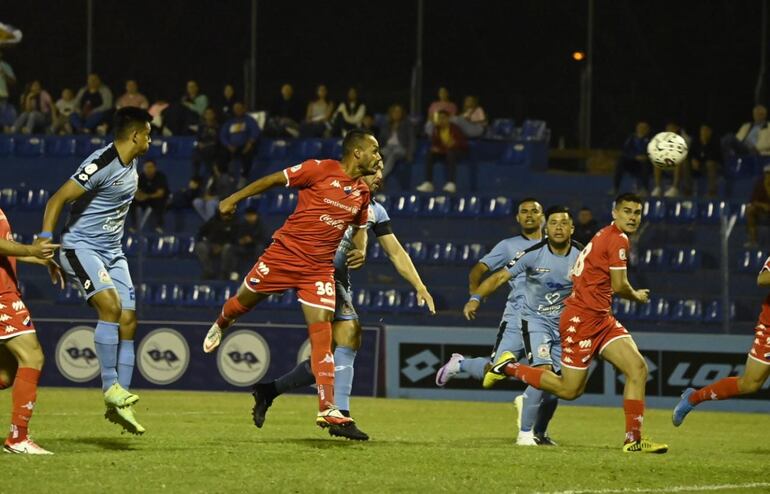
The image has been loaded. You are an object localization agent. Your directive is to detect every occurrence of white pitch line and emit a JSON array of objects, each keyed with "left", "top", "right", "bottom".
[
  {"left": 41, "top": 411, "right": 232, "bottom": 417},
  {"left": 536, "top": 483, "right": 770, "bottom": 494}
]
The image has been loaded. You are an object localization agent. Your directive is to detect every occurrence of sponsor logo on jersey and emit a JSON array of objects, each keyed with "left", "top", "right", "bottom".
[
  {"left": 217, "top": 330, "right": 270, "bottom": 386},
  {"left": 290, "top": 164, "right": 303, "bottom": 172},
  {"left": 84, "top": 163, "right": 99, "bottom": 175},
  {"left": 249, "top": 277, "right": 260, "bottom": 286},
  {"left": 319, "top": 353, "right": 334, "bottom": 365},
  {"left": 619, "top": 248, "right": 627, "bottom": 261},
  {"left": 564, "top": 356, "right": 574, "bottom": 364},
  {"left": 5, "top": 325, "right": 16, "bottom": 333},
  {"left": 563, "top": 347, "right": 574, "bottom": 354},
  {"left": 330, "top": 180, "right": 341, "bottom": 188},
  {"left": 257, "top": 262, "right": 270, "bottom": 276},
  {"left": 56, "top": 326, "right": 100, "bottom": 383},
  {"left": 565, "top": 336, "right": 574, "bottom": 344},
  {"left": 320, "top": 214, "right": 346, "bottom": 231},
  {"left": 322, "top": 198, "right": 360, "bottom": 215},
  {"left": 570, "top": 316, "right": 582, "bottom": 323},
  {"left": 22, "top": 316, "right": 31, "bottom": 327},
  {"left": 578, "top": 339, "right": 592, "bottom": 349},
  {"left": 84, "top": 280, "right": 92, "bottom": 290},
  {"left": 11, "top": 300, "right": 24, "bottom": 312},
  {"left": 0, "top": 303, "right": 6, "bottom": 309},
  {"left": 137, "top": 328, "right": 190, "bottom": 385},
  {"left": 0, "top": 314, "right": 10, "bottom": 322}
]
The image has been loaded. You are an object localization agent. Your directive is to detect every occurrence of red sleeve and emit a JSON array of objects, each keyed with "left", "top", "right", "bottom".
[
  {"left": 283, "top": 159, "right": 325, "bottom": 189},
  {"left": 352, "top": 190, "right": 370, "bottom": 227},
  {"left": 607, "top": 232, "right": 629, "bottom": 270}
]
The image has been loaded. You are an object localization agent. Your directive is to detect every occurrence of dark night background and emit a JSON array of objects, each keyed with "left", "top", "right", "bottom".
[{"left": 1, "top": 0, "right": 766, "bottom": 147}]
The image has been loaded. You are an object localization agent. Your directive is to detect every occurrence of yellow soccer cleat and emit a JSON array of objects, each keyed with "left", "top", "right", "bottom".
[
  {"left": 103, "top": 382, "right": 139, "bottom": 409},
  {"left": 623, "top": 437, "right": 668, "bottom": 454},
  {"left": 482, "top": 351, "right": 516, "bottom": 389},
  {"left": 105, "top": 406, "right": 146, "bottom": 435}
]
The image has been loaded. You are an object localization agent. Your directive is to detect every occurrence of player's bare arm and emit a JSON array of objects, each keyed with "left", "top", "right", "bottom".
[
  {"left": 464, "top": 268, "right": 512, "bottom": 320},
  {"left": 219, "top": 170, "right": 288, "bottom": 216},
  {"left": 468, "top": 262, "right": 490, "bottom": 294},
  {"left": 378, "top": 233, "right": 436, "bottom": 314},
  {"left": 0, "top": 238, "right": 59, "bottom": 260},
  {"left": 758, "top": 270, "right": 770, "bottom": 287},
  {"left": 346, "top": 226, "right": 368, "bottom": 270},
  {"left": 38, "top": 179, "right": 87, "bottom": 244},
  {"left": 610, "top": 268, "right": 649, "bottom": 303}
]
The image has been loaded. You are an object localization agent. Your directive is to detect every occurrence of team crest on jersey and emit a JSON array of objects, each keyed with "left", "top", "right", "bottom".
[
  {"left": 619, "top": 248, "right": 627, "bottom": 261},
  {"left": 290, "top": 164, "right": 303, "bottom": 172}
]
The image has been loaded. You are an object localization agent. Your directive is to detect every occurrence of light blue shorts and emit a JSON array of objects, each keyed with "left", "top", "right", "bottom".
[
  {"left": 334, "top": 279, "right": 357, "bottom": 322},
  {"left": 59, "top": 248, "right": 136, "bottom": 311},
  {"left": 522, "top": 316, "right": 562, "bottom": 372}
]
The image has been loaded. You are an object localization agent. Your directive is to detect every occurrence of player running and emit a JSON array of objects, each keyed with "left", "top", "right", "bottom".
[
  {"left": 487, "top": 194, "right": 668, "bottom": 453},
  {"left": 673, "top": 253, "right": 770, "bottom": 426},
  {"left": 202, "top": 130, "right": 381, "bottom": 433},
  {"left": 250, "top": 169, "right": 436, "bottom": 441},
  {"left": 38, "top": 107, "right": 153, "bottom": 435},
  {"left": 436, "top": 198, "right": 543, "bottom": 386},
  {"left": 463, "top": 206, "right": 581, "bottom": 446},
  {"left": 0, "top": 209, "right": 63, "bottom": 454}
]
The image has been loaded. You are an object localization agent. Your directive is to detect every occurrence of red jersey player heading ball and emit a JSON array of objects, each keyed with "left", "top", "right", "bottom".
[
  {"left": 489, "top": 193, "right": 669, "bottom": 453},
  {"left": 202, "top": 130, "right": 381, "bottom": 435}
]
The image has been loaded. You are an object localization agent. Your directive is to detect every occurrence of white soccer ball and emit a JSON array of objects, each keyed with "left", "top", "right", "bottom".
[{"left": 647, "top": 131, "right": 688, "bottom": 170}]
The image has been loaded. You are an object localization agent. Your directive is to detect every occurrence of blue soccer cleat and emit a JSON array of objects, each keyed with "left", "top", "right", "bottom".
[{"left": 672, "top": 388, "right": 696, "bottom": 427}]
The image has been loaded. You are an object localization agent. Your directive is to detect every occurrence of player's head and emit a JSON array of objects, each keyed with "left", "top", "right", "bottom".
[
  {"left": 544, "top": 205, "right": 574, "bottom": 249},
  {"left": 87, "top": 73, "right": 101, "bottom": 89},
  {"left": 577, "top": 206, "right": 593, "bottom": 225},
  {"left": 113, "top": 106, "right": 152, "bottom": 154},
  {"left": 186, "top": 80, "right": 200, "bottom": 97},
  {"left": 436, "top": 110, "right": 450, "bottom": 127},
  {"left": 142, "top": 160, "right": 157, "bottom": 178},
  {"left": 342, "top": 129, "right": 381, "bottom": 176},
  {"left": 612, "top": 193, "right": 643, "bottom": 234},
  {"left": 635, "top": 120, "right": 650, "bottom": 136},
  {"left": 516, "top": 197, "right": 543, "bottom": 235},
  {"left": 233, "top": 101, "right": 246, "bottom": 117},
  {"left": 754, "top": 104, "right": 767, "bottom": 123},
  {"left": 281, "top": 83, "right": 293, "bottom": 99}
]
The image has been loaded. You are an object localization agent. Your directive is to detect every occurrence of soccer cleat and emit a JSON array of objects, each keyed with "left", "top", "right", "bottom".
[
  {"left": 203, "top": 323, "right": 224, "bottom": 353},
  {"left": 3, "top": 438, "right": 53, "bottom": 455},
  {"left": 328, "top": 421, "right": 370, "bottom": 441},
  {"left": 514, "top": 394, "right": 524, "bottom": 431},
  {"left": 534, "top": 433, "right": 558, "bottom": 446},
  {"left": 316, "top": 406, "right": 354, "bottom": 428},
  {"left": 105, "top": 406, "right": 146, "bottom": 435},
  {"left": 103, "top": 382, "right": 139, "bottom": 409},
  {"left": 251, "top": 383, "right": 274, "bottom": 429},
  {"left": 435, "top": 353, "right": 464, "bottom": 387},
  {"left": 622, "top": 437, "right": 668, "bottom": 454},
  {"left": 516, "top": 429, "right": 537, "bottom": 446},
  {"left": 672, "top": 388, "right": 696, "bottom": 427},
  {"left": 483, "top": 351, "right": 516, "bottom": 389}
]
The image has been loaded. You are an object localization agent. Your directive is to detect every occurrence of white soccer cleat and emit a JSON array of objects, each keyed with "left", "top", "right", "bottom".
[
  {"left": 435, "top": 353, "right": 464, "bottom": 387},
  {"left": 4, "top": 438, "right": 53, "bottom": 455},
  {"left": 516, "top": 429, "right": 537, "bottom": 446},
  {"left": 316, "top": 406, "right": 353, "bottom": 428},
  {"left": 203, "top": 323, "right": 223, "bottom": 353}
]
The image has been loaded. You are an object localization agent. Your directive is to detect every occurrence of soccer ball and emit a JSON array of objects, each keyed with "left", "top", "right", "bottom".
[{"left": 647, "top": 132, "right": 688, "bottom": 170}]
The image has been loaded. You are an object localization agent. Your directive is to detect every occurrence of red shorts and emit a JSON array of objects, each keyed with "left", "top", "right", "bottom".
[
  {"left": 559, "top": 305, "right": 630, "bottom": 370},
  {"left": 0, "top": 294, "right": 35, "bottom": 341},
  {"left": 749, "top": 322, "right": 770, "bottom": 365},
  {"left": 242, "top": 246, "right": 335, "bottom": 312}
]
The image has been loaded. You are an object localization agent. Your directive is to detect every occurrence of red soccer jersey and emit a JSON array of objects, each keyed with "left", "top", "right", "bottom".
[
  {"left": 0, "top": 208, "right": 20, "bottom": 297},
  {"left": 566, "top": 223, "right": 630, "bottom": 315},
  {"left": 758, "top": 255, "right": 770, "bottom": 327},
  {"left": 271, "top": 159, "right": 370, "bottom": 268}
]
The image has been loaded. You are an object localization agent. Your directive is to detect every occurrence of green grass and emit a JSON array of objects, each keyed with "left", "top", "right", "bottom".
[{"left": 1, "top": 388, "right": 769, "bottom": 494}]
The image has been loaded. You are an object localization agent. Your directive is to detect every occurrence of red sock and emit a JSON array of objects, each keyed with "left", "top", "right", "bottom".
[
  {"left": 308, "top": 322, "right": 335, "bottom": 411},
  {"left": 623, "top": 399, "right": 644, "bottom": 443},
  {"left": 689, "top": 377, "right": 741, "bottom": 405},
  {"left": 216, "top": 296, "right": 251, "bottom": 329},
  {"left": 504, "top": 362, "right": 544, "bottom": 388},
  {"left": 8, "top": 368, "right": 40, "bottom": 444}
]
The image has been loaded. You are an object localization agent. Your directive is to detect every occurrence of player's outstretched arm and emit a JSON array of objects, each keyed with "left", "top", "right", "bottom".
[
  {"left": 378, "top": 234, "right": 435, "bottom": 314},
  {"left": 346, "top": 226, "right": 369, "bottom": 270},
  {"left": 38, "top": 179, "right": 86, "bottom": 243},
  {"left": 463, "top": 268, "right": 512, "bottom": 320},
  {"left": 219, "top": 171, "right": 287, "bottom": 216},
  {"left": 610, "top": 268, "right": 649, "bottom": 303},
  {"left": 468, "top": 262, "right": 490, "bottom": 294},
  {"left": 0, "top": 239, "right": 60, "bottom": 260}
]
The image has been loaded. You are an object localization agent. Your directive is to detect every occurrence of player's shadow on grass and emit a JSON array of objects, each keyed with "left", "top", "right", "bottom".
[{"left": 57, "top": 437, "right": 139, "bottom": 451}]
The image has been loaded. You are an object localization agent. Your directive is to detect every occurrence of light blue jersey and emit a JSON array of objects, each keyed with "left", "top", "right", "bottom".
[{"left": 62, "top": 144, "right": 139, "bottom": 253}]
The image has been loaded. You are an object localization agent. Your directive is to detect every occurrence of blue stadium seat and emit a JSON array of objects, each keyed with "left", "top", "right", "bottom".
[
  {"left": 725, "top": 156, "right": 757, "bottom": 178},
  {"left": 703, "top": 300, "right": 735, "bottom": 323},
  {"left": 414, "top": 141, "right": 430, "bottom": 161},
  {"left": 219, "top": 283, "right": 239, "bottom": 303},
  {"left": 452, "top": 195, "right": 481, "bottom": 217},
  {"left": 699, "top": 200, "right": 729, "bottom": 224},
  {"left": 373, "top": 193, "right": 391, "bottom": 211},
  {"left": 150, "top": 235, "right": 181, "bottom": 257},
  {"left": 57, "top": 283, "right": 85, "bottom": 305},
  {"left": 489, "top": 118, "right": 515, "bottom": 139},
  {"left": 428, "top": 242, "right": 458, "bottom": 265},
  {"left": 521, "top": 120, "right": 546, "bottom": 141},
  {"left": 668, "top": 200, "right": 698, "bottom": 223},
  {"left": 639, "top": 248, "right": 669, "bottom": 271},
  {"left": 267, "top": 191, "right": 297, "bottom": 214},
  {"left": 18, "top": 189, "right": 49, "bottom": 211},
  {"left": 321, "top": 139, "right": 342, "bottom": 160},
  {"left": 670, "top": 299, "right": 703, "bottom": 322},
  {"left": 459, "top": 243, "right": 487, "bottom": 264},
  {"left": 642, "top": 200, "right": 666, "bottom": 223},
  {"left": 669, "top": 248, "right": 701, "bottom": 272},
  {"left": 0, "top": 135, "right": 13, "bottom": 156},
  {"left": 75, "top": 136, "right": 106, "bottom": 157},
  {"left": 44, "top": 136, "right": 76, "bottom": 156},
  {"left": 290, "top": 139, "right": 324, "bottom": 162},
  {"left": 734, "top": 202, "right": 748, "bottom": 224},
  {"left": 500, "top": 143, "right": 527, "bottom": 165},
  {"left": 405, "top": 241, "right": 428, "bottom": 264},
  {"left": 390, "top": 194, "right": 422, "bottom": 217},
  {"left": 268, "top": 140, "right": 290, "bottom": 161},
  {"left": 637, "top": 297, "right": 670, "bottom": 320},
  {"left": 0, "top": 188, "right": 18, "bottom": 209},
  {"left": 368, "top": 241, "right": 388, "bottom": 263},
  {"left": 401, "top": 290, "right": 424, "bottom": 313},
  {"left": 178, "top": 235, "right": 197, "bottom": 258},
  {"left": 11, "top": 232, "right": 29, "bottom": 244},
  {"left": 737, "top": 249, "right": 766, "bottom": 272},
  {"left": 371, "top": 289, "right": 402, "bottom": 312},
  {"left": 152, "top": 284, "right": 185, "bottom": 306},
  {"left": 612, "top": 298, "right": 638, "bottom": 320},
  {"left": 183, "top": 284, "right": 216, "bottom": 307},
  {"left": 482, "top": 196, "right": 513, "bottom": 218},
  {"left": 353, "top": 288, "right": 372, "bottom": 311},
  {"left": 123, "top": 234, "right": 149, "bottom": 257},
  {"left": 144, "top": 139, "right": 168, "bottom": 159},
  {"left": 242, "top": 195, "right": 263, "bottom": 213},
  {"left": 424, "top": 195, "right": 452, "bottom": 216},
  {"left": 166, "top": 136, "right": 196, "bottom": 159},
  {"left": 137, "top": 283, "right": 153, "bottom": 305},
  {"left": 14, "top": 136, "right": 44, "bottom": 157}
]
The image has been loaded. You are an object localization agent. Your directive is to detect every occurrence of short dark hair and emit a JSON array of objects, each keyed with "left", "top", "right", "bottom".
[
  {"left": 114, "top": 107, "right": 152, "bottom": 140},
  {"left": 614, "top": 193, "right": 643, "bottom": 208},
  {"left": 517, "top": 197, "right": 541, "bottom": 211},
  {"left": 342, "top": 129, "right": 374, "bottom": 157},
  {"left": 545, "top": 205, "right": 572, "bottom": 222}
]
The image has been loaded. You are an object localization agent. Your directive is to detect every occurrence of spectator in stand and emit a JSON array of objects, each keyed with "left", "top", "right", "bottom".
[
  {"left": 52, "top": 88, "right": 76, "bottom": 134},
  {"left": 70, "top": 73, "right": 113, "bottom": 134},
  {"left": 0, "top": 50, "right": 16, "bottom": 132},
  {"left": 130, "top": 160, "right": 169, "bottom": 233},
  {"left": 416, "top": 110, "right": 467, "bottom": 193},
  {"left": 745, "top": 164, "right": 770, "bottom": 247},
  {"left": 193, "top": 162, "right": 236, "bottom": 221},
  {"left": 266, "top": 83, "right": 302, "bottom": 138},
  {"left": 361, "top": 114, "right": 379, "bottom": 137},
  {"left": 168, "top": 176, "right": 203, "bottom": 210},
  {"left": 220, "top": 84, "right": 237, "bottom": 119},
  {"left": 194, "top": 210, "right": 239, "bottom": 280},
  {"left": 220, "top": 101, "right": 260, "bottom": 185},
  {"left": 182, "top": 80, "right": 208, "bottom": 117},
  {"left": 115, "top": 79, "right": 149, "bottom": 110},
  {"left": 299, "top": 84, "right": 334, "bottom": 137},
  {"left": 12, "top": 80, "right": 55, "bottom": 134},
  {"left": 679, "top": 124, "right": 721, "bottom": 197},
  {"left": 379, "top": 103, "right": 414, "bottom": 189},
  {"left": 192, "top": 107, "right": 223, "bottom": 178},
  {"left": 612, "top": 120, "right": 651, "bottom": 196},
  {"left": 652, "top": 120, "right": 691, "bottom": 197},
  {"left": 722, "top": 104, "right": 770, "bottom": 159},
  {"left": 425, "top": 86, "right": 458, "bottom": 135},
  {"left": 221, "top": 207, "right": 267, "bottom": 280},
  {"left": 148, "top": 98, "right": 170, "bottom": 134},
  {"left": 331, "top": 87, "right": 366, "bottom": 136},
  {"left": 573, "top": 207, "right": 599, "bottom": 246},
  {"left": 452, "top": 95, "right": 487, "bottom": 138}
]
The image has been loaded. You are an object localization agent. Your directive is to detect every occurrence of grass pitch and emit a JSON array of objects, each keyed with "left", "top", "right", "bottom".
[{"left": 1, "top": 388, "right": 769, "bottom": 494}]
